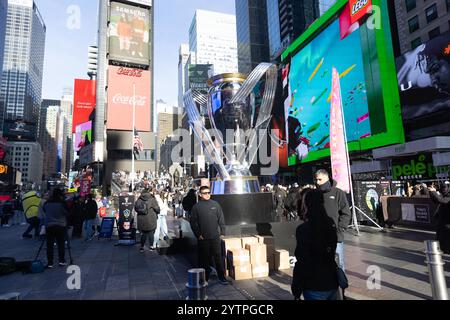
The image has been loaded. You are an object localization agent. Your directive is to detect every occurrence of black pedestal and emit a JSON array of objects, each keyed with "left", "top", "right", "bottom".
[{"left": 211, "top": 192, "right": 275, "bottom": 225}]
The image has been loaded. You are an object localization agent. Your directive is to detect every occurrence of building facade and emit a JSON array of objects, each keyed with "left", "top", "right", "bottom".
[
  {"left": 266, "top": 0, "right": 281, "bottom": 60},
  {"left": 178, "top": 43, "right": 190, "bottom": 109},
  {"left": 391, "top": 0, "right": 450, "bottom": 55},
  {"left": 279, "top": 0, "right": 320, "bottom": 53},
  {"left": 318, "top": 0, "right": 338, "bottom": 16},
  {"left": 96, "top": 0, "right": 155, "bottom": 193},
  {"left": 0, "top": 0, "right": 46, "bottom": 140},
  {"left": 39, "top": 99, "right": 59, "bottom": 179},
  {"left": 6, "top": 141, "right": 43, "bottom": 184},
  {"left": 87, "top": 45, "right": 98, "bottom": 80},
  {"left": 156, "top": 100, "right": 182, "bottom": 171},
  {"left": 189, "top": 9, "right": 238, "bottom": 75},
  {"left": 0, "top": 0, "right": 7, "bottom": 77},
  {"left": 235, "top": 0, "right": 270, "bottom": 75}
]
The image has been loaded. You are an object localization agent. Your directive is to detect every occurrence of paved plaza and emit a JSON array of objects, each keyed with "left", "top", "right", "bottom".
[{"left": 0, "top": 215, "right": 449, "bottom": 300}]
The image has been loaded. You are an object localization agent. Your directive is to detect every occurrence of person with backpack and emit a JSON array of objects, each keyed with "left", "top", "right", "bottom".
[
  {"left": 291, "top": 189, "right": 339, "bottom": 300},
  {"left": 22, "top": 190, "right": 42, "bottom": 239},
  {"left": 135, "top": 187, "right": 160, "bottom": 252},
  {"left": 82, "top": 194, "right": 98, "bottom": 241}
]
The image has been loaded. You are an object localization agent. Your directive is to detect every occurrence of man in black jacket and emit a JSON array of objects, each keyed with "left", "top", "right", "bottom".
[
  {"left": 82, "top": 194, "right": 98, "bottom": 241},
  {"left": 136, "top": 187, "right": 160, "bottom": 252},
  {"left": 189, "top": 186, "right": 228, "bottom": 285},
  {"left": 314, "top": 169, "right": 352, "bottom": 270}
]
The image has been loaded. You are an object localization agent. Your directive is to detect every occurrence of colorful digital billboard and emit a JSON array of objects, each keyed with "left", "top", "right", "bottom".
[
  {"left": 74, "top": 121, "right": 93, "bottom": 152},
  {"left": 73, "top": 79, "right": 96, "bottom": 133},
  {"left": 109, "top": 1, "right": 151, "bottom": 65},
  {"left": 281, "top": 0, "right": 404, "bottom": 166},
  {"left": 107, "top": 66, "right": 151, "bottom": 131},
  {"left": 396, "top": 31, "right": 450, "bottom": 139}
]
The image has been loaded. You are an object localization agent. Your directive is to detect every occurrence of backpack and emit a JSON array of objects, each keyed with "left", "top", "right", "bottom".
[{"left": 135, "top": 198, "right": 148, "bottom": 215}]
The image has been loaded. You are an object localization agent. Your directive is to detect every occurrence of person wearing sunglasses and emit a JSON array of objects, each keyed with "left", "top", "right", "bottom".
[{"left": 189, "top": 186, "right": 228, "bottom": 285}]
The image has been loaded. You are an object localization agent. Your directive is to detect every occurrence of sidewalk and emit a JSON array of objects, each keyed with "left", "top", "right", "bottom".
[{"left": 0, "top": 219, "right": 449, "bottom": 300}]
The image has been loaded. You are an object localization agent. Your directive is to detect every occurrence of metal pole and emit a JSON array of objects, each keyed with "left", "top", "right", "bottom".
[
  {"left": 338, "top": 72, "right": 359, "bottom": 236},
  {"left": 424, "top": 240, "right": 448, "bottom": 300},
  {"left": 131, "top": 83, "right": 136, "bottom": 192}
]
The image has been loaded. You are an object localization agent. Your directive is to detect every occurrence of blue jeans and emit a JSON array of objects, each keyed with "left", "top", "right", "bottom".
[
  {"left": 84, "top": 219, "right": 95, "bottom": 240},
  {"left": 23, "top": 216, "right": 40, "bottom": 237},
  {"left": 336, "top": 242, "right": 345, "bottom": 271},
  {"left": 303, "top": 289, "right": 338, "bottom": 300}
]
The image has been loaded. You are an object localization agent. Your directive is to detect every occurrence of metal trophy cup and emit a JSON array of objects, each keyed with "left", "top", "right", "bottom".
[{"left": 184, "top": 63, "right": 277, "bottom": 194}]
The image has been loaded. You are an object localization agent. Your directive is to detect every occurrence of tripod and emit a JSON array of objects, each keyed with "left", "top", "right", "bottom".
[
  {"left": 36, "top": 228, "right": 74, "bottom": 265},
  {"left": 348, "top": 205, "right": 384, "bottom": 236}
]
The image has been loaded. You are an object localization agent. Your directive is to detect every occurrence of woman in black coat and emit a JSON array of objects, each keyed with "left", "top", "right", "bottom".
[{"left": 291, "top": 189, "right": 339, "bottom": 300}]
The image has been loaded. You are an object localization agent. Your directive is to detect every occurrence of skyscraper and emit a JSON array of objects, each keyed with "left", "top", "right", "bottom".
[
  {"left": 178, "top": 43, "right": 190, "bottom": 109},
  {"left": 0, "top": 0, "right": 7, "bottom": 77},
  {"left": 235, "top": 0, "right": 270, "bottom": 74},
  {"left": 319, "top": 0, "right": 338, "bottom": 16},
  {"left": 0, "top": 0, "right": 46, "bottom": 140},
  {"left": 189, "top": 10, "right": 238, "bottom": 75},
  {"left": 278, "top": 0, "right": 320, "bottom": 51},
  {"left": 266, "top": 0, "right": 281, "bottom": 60},
  {"left": 39, "top": 101, "right": 60, "bottom": 179}
]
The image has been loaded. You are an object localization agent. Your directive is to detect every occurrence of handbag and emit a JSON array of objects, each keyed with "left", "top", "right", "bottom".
[{"left": 337, "top": 267, "right": 349, "bottom": 289}]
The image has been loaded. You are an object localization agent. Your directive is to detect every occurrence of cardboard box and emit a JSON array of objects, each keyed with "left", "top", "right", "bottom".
[
  {"left": 222, "top": 237, "right": 243, "bottom": 252},
  {"left": 267, "top": 253, "right": 275, "bottom": 270},
  {"left": 274, "top": 249, "right": 291, "bottom": 270},
  {"left": 227, "top": 249, "right": 250, "bottom": 267},
  {"left": 241, "top": 236, "right": 259, "bottom": 249},
  {"left": 245, "top": 243, "right": 267, "bottom": 266},
  {"left": 251, "top": 262, "right": 269, "bottom": 278},
  {"left": 256, "top": 235, "right": 275, "bottom": 247},
  {"left": 230, "top": 263, "right": 253, "bottom": 280}
]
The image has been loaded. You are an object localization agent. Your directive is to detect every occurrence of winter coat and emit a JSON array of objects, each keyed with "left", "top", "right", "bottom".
[
  {"left": 429, "top": 190, "right": 450, "bottom": 254},
  {"left": 291, "top": 220, "right": 338, "bottom": 296},
  {"left": 190, "top": 199, "right": 225, "bottom": 240},
  {"left": 136, "top": 192, "right": 160, "bottom": 232},
  {"left": 22, "top": 191, "right": 41, "bottom": 219},
  {"left": 42, "top": 199, "right": 69, "bottom": 228},
  {"left": 82, "top": 199, "right": 98, "bottom": 221},
  {"left": 317, "top": 180, "right": 352, "bottom": 242}
]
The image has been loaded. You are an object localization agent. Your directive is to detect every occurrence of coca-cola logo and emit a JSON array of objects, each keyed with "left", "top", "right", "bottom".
[
  {"left": 112, "top": 93, "right": 146, "bottom": 106},
  {"left": 117, "top": 67, "right": 143, "bottom": 77}
]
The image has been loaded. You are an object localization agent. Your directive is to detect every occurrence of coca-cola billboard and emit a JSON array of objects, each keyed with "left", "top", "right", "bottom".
[{"left": 107, "top": 65, "right": 151, "bottom": 131}]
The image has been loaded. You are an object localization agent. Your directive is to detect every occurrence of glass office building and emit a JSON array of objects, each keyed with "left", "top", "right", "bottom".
[{"left": 0, "top": 0, "right": 46, "bottom": 140}]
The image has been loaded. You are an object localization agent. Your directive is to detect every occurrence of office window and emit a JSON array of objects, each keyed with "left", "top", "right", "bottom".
[
  {"left": 405, "top": 0, "right": 416, "bottom": 11},
  {"left": 411, "top": 37, "right": 422, "bottom": 49},
  {"left": 428, "top": 27, "right": 440, "bottom": 40},
  {"left": 408, "top": 16, "right": 420, "bottom": 33},
  {"left": 425, "top": 4, "right": 438, "bottom": 23}
]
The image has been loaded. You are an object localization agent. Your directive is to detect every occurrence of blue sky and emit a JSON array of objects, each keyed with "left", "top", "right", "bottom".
[{"left": 36, "top": 0, "right": 235, "bottom": 106}]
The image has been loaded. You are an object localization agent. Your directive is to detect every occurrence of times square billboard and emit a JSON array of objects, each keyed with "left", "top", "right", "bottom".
[
  {"left": 279, "top": 0, "right": 404, "bottom": 166},
  {"left": 73, "top": 79, "right": 96, "bottom": 133},
  {"left": 396, "top": 30, "right": 450, "bottom": 140},
  {"left": 107, "top": 66, "right": 151, "bottom": 132},
  {"left": 109, "top": 1, "right": 151, "bottom": 66}
]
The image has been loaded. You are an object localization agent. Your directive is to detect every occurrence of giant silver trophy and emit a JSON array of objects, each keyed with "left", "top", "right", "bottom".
[{"left": 184, "top": 63, "right": 277, "bottom": 194}]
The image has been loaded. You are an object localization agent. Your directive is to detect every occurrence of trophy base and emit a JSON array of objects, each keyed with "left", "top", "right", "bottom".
[{"left": 210, "top": 176, "right": 260, "bottom": 194}]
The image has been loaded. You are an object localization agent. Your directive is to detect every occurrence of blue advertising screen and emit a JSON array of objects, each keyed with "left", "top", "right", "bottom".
[{"left": 288, "top": 19, "right": 371, "bottom": 156}]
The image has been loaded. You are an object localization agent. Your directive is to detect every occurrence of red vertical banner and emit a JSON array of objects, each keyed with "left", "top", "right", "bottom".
[
  {"left": 80, "top": 179, "right": 91, "bottom": 197},
  {"left": 330, "top": 68, "right": 350, "bottom": 193},
  {"left": 73, "top": 79, "right": 96, "bottom": 133}
]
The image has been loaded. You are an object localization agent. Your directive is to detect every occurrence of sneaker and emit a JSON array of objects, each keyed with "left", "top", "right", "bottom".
[
  {"left": 46, "top": 264, "right": 54, "bottom": 269},
  {"left": 4, "top": 224, "right": 10, "bottom": 227},
  {"left": 139, "top": 247, "right": 144, "bottom": 253},
  {"left": 149, "top": 246, "right": 156, "bottom": 251},
  {"left": 218, "top": 278, "right": 229, "bottom": 285},
  {"left": 22, "top": 234, "right": 32, "bottom": 239},
  {"left": 58, "top": 262, "right": 67, "bottom": 266}
]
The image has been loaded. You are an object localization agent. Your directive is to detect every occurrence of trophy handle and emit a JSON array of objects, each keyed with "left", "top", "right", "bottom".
[
  {"left": 230, "top": 63, "right": 278, "bottom": 166},
  {"left": 183, "top": 90, "right": 231, "bottom": 180}
]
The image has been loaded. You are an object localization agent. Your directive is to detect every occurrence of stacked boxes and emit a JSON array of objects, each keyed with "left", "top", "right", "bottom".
[
  {"left": 222, "top": 235, "right": 292, "bottom": 280},
  {"left": 274, "top": 249, "right": 291, "bottom": 270}
]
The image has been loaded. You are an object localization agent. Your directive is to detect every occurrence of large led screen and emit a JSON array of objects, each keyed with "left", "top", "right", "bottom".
[
  {"left": 74, "top": 121, "right": 93, "bottom": 152},
  {"left": 109, "top": 2, "right": 151, "bottom": 65},
  {"left": 287, "top": 19, "right": 370, "bottom": 161},
  {"left": 396, "top": 31, "right": 450, "bottom": 139}
]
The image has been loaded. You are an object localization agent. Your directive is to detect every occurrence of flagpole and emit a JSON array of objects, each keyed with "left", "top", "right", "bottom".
[
  {"left": 339, "top": 83, "right": 360, "bottom": 236},
  {"left": 131, "top": 83, "right": 136, "bottom": 192}
]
